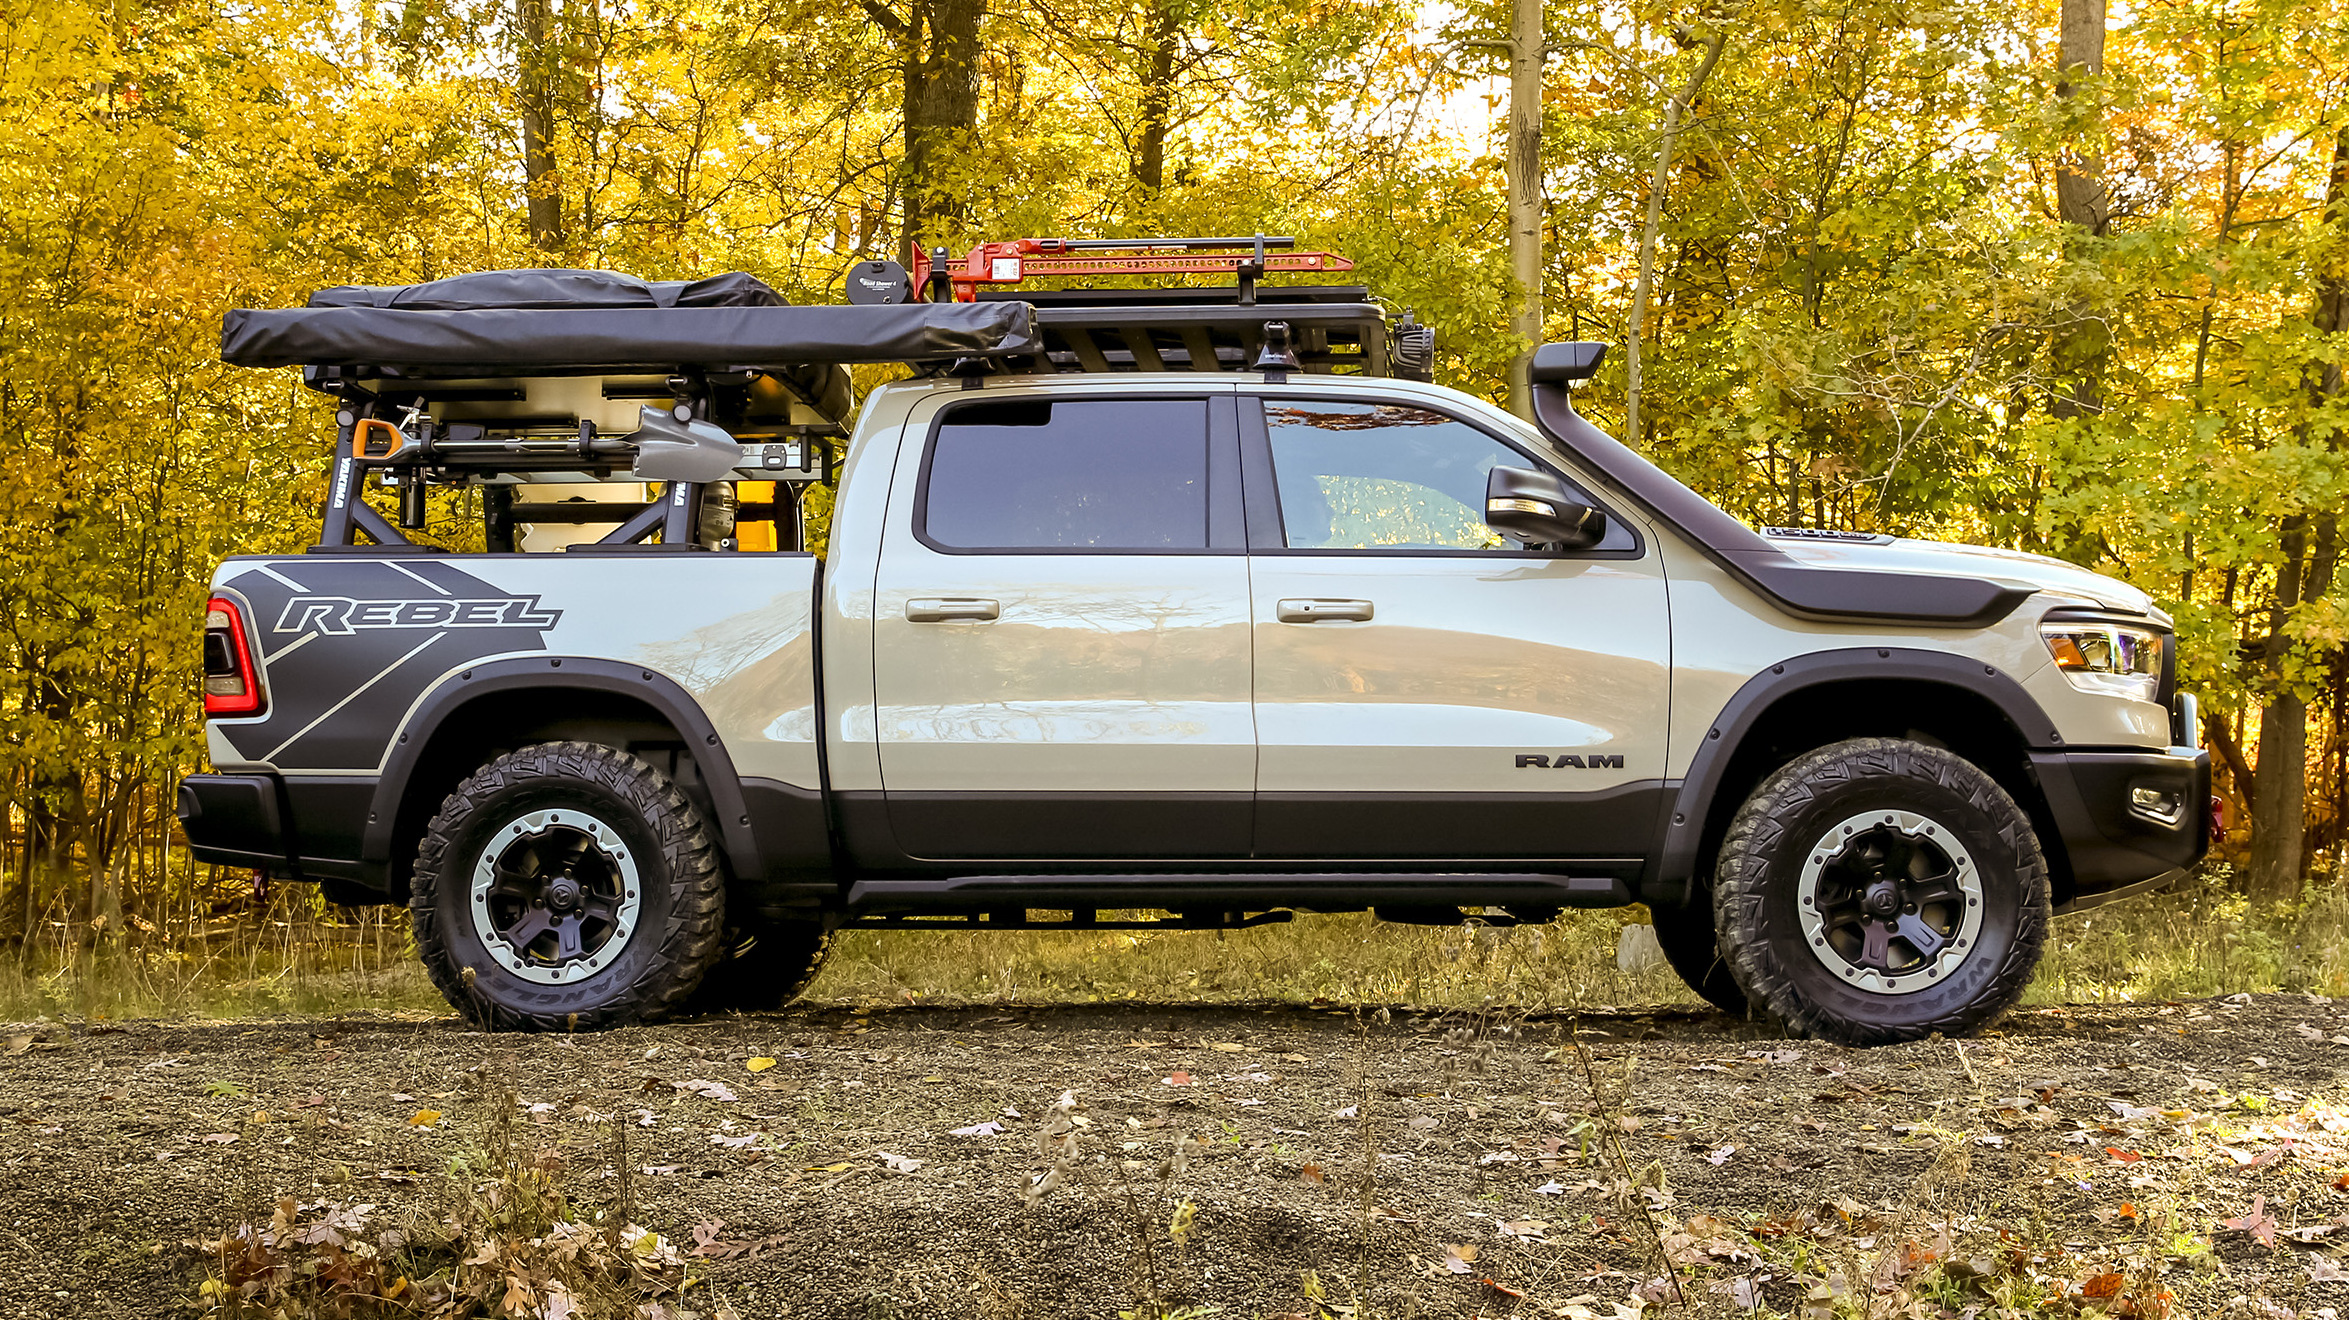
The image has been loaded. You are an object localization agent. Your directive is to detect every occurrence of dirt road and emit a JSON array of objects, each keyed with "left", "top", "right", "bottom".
[{"left": 0, "top": 997, "right": 2343, "bottom": 1318}]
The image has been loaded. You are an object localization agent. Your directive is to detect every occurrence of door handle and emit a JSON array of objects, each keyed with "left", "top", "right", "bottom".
[
  {"left": 1277, "top": 598, "right": 1374, "bottom": 623},
  {"left": 905, "top": 597, "right": 1000, "bottom": 622}
]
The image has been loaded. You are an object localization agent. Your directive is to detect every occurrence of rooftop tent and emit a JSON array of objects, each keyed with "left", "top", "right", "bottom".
[
  {"left": 219, "top": 268, "right": 1042, "bottom": 377},
  {"left": 303, "top": 269, "right": 788, "bottom": 311}
]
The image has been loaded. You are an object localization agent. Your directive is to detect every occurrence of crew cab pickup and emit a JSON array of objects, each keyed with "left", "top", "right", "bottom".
[{"left": 178, "top": 261, "right": 2210, "bottom": 1044}]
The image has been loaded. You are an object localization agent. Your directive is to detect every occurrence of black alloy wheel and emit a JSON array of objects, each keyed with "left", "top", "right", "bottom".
[
  {"left": 1713, "top": 736, "right": 2049, "bottom": 1046},
  {"left": 411, "top": 741, "right": 726, "bottom": 1031}
]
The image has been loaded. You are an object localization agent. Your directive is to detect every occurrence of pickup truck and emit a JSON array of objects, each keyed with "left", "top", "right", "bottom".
[{"left": 178, "top": 260, "right": 2211, "bottom": 1045}]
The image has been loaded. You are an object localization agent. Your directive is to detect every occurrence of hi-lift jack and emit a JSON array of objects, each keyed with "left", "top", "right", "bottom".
[{"left": 847, "top": 234, "right": 1355, "bottom": 306}]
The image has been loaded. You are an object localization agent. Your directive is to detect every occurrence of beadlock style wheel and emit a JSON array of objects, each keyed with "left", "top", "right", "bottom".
[
  {"left": 410, "top": 741, "right": 727, "bottom": 1031},
  {"left": 1712, "top": 737, "right": 2049, "bottom": 1046},
  {"left": 1795, "top": 809, "right": 1985, "bottom": 995},
  {"left": 469, "top": 808, "right": 645, "bottom": 985}
]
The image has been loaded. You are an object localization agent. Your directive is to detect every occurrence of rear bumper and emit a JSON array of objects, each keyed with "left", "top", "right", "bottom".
[
  {"left": 177, "top": 773, "right": 384, "bottom": 888},
  {"left": 2030, "top": 743, "right": 2210, "bottom": 909},
  {"left": 176, "top": 774, "right": 287, "bottom": 871}
]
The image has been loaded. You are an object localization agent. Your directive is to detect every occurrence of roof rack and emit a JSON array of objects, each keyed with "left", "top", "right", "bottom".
[{"left": 855, "top": 233, "right": 1432, "bottom": 381}]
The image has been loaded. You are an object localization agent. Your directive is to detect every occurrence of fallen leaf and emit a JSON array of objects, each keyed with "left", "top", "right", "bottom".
[
  {"left": 746, "top": 1057, "right": 777, "bottom": 1073},
  {"left": 949, "top": 1120, "right": 1006, "bottom": 1137},
  {"left": 1163, "top": 1071, "right": 1194, "bottom": 1086},
  {"left": 878, "top": 1152, "right": 923, "bottom": 1174},
  {"left": 2105, "top": 1146, "right": 2142, "bottom": 1162},
  {"left": 676, "top": 1080, "right": 739, "bottom": 1102},
  {"left": 4, "top": 1036, "right": 29, "bottom": 1056},
  {"left": 1703, "top": 1144, "right": 1736, "bottom": 1166},
  {"left": 1299, "top": 1164, "right": 1324, "bottom": 1184},
  {"left": 803, "top": 1162, "right": 851, "bottom": 1173},
  {"left": 197, "top": 1133, "right": 238, "bottom": 1144},
  {"left": 1443, "top": 1243, "right": 1479, "bottom": 1274},
  {"left": 1209, "top": 1042, "right": 1247, "bottom": 1053},
  {"left": 407, "top": 1110, "right": 440, "bottom": 1127},
  {"left": 2080, "top": 1273, "right": 2124, "bottom": 1299},
  {"left": 2221, "top": 1194, "right": 2278, "bottom": 1248},
  {"left": 1534, "top": 1180, "right": 1567, "bottom": 1195}
]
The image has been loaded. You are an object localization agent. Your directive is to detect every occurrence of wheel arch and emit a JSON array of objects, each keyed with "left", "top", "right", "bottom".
[
  {"left": 1657, "top": 648, "right": 2074, "bottom": 910},
  {"left": 362, "top": 658, "right": 764, "bottom": 899}
]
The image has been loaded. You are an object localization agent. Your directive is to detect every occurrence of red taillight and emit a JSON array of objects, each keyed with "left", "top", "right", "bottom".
[{"left": 202, "top": 596, "right": 265, "bottom": 717}]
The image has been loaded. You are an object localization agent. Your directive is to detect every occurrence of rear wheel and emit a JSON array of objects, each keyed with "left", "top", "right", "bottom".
[
  {"left": 688, "top": 918, "right": 834, "bottom": 1013},
  {"left": 410, "top": 741, "right": 727, "bottom": 1031},
  {"left": 1713, "top": 737, "right": 2048, "bottom": 1046}
]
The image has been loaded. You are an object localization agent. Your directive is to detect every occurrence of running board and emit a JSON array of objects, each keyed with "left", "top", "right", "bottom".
[{"left": 843, "top": 872, "right": 1632, "bottom": 917}]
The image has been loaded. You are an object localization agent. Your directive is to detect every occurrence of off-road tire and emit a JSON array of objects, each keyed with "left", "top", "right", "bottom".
[
  {"left": 411, "top": 741, "right": 727, "bottom": 1031},
  {"left": 1713, "top": 737, "right": 2049, "bottom": 1046},
  {"left": 1649, "top": 897, "right": 1747, "bottom": 1015},
  {"left": 687, "top": 918, "right": 834, "bottom": 1014}
]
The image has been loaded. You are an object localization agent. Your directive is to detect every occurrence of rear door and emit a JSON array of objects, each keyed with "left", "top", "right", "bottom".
[
  {"left": 1242, "top": 390, "right": 1672, "bottom": 865},
  {"left": 870, "top": 387, "right": 1254, "bottom": 860}
]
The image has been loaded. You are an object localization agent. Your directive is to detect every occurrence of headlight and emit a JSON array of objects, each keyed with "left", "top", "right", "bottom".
[{"left": 2039, "top": 619, "right": 2165, "bottom": 702}]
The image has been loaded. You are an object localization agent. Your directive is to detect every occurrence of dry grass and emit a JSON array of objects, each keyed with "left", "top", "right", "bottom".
[{"left": 2, "top": 864, "right": 2344, "bottom": 1024}]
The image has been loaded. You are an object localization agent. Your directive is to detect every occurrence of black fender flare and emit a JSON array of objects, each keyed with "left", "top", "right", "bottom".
[
  {"left": 1653, "top": 647, "right": 2062, "bottom": 904},
  {"left": 359, "top": 657, "right": 764, "bottom": 885}
]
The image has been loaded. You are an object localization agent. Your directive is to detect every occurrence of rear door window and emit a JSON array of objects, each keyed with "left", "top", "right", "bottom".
[{"left": 920, "top": 398, "right": 1209, "bottom": 551}]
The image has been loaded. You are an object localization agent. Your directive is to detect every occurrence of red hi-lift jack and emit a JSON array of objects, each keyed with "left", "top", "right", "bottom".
[{"left": 904, "top": 234, "right": 1353, "bottom": 304}]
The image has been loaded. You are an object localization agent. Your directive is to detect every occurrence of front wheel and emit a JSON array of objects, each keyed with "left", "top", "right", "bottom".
[
  {"left": 410, "top": 741, "right": 728, "bottom": 1031},
  {"left": 1713, "top": 737, "right": 2049, "bottom": 1046},
  {"left": 1650, "top": 896, "right": 1746, "bottom": 1016}
]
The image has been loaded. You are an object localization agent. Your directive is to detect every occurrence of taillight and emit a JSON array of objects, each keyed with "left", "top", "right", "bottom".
[{"left": 203, "top": 596, "right": 265, "bottom": 717}]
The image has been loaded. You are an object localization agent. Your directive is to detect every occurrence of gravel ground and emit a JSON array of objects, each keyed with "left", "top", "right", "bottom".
[{"left": 1, "top": 996, "right": 2345, "bottom": 1318}]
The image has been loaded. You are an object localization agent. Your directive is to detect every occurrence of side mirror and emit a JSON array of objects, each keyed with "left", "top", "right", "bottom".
[{"left": 1485, "top": 466, "right": 1605, "bottom": 549}]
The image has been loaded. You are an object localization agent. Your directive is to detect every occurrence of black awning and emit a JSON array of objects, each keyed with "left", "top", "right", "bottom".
[{"left": 220, "top": 300, "right": 1040, "bottom": 372}]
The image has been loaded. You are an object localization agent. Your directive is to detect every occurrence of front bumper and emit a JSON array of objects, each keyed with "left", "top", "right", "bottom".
[{"left": 2029, "top": 738, "right": 2210, "bottom": 909}]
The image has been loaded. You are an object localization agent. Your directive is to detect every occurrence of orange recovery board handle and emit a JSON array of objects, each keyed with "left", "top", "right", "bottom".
[{"left": 354, "top": 418, "right": 410, "bottom": 462}]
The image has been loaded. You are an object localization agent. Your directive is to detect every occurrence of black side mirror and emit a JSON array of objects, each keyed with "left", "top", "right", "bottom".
[{"left": 1485, "top": 466, "right": 1605, "bottom": 549}]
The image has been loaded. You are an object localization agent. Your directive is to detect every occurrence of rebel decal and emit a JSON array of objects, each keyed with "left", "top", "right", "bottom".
[
  {"left": 210, "top": 558, "right": 562, "bottom": 771},
  {"left": 274, "top": 595, "right": 561, "bottom": 635}
]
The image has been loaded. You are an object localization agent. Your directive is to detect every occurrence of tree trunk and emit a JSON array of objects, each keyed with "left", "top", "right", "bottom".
[
  {"left": 2245, "top": 128, "right": 2349, "bottom": 903},
  {"left": 868, "top": 0, "right": 988, "bottom": 259},
  {"left": 517, "top": 0, "right": 563, "bottom": 249},
  {"left": 2048, "top": 0, "right": 2108, "bottom": 419},
  {"left": 1502, "top": 0, "right": 1543, "bottom": 419},
  {"left": 1133, "top": 0, "right": 1178, "bottom": 192},
  {"left": 1621, "top": 30, "right": 1724, "bottom": 448},
  {"left": 2249, "top": 688, "right": 2310, "bottom": 903}
]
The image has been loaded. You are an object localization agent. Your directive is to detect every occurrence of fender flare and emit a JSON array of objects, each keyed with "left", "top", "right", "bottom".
[
  {"left": 359, "top": 657, "right": 764, "bottom": 885},
  {"left": 1653, "top": 647, "right": 2061, "bottom": 903}
]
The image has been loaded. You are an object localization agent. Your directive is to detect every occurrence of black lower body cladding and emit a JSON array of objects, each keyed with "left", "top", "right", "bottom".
[
  {"left": 1713, "top": 737, "right": 2051, "bottom": 1047},
  {"left": 409, "top": 741, "right": 727, "bottom": 1030}
]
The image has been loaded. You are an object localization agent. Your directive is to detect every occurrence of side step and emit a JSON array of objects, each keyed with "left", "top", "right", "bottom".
[{"left": 842, "top": 872, "right": 1632, "bottom": 924}]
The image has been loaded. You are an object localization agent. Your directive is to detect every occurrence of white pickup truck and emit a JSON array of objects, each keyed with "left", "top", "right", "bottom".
[{"left": 178, "top": 260, "right": 2209, "bottom": 1045}]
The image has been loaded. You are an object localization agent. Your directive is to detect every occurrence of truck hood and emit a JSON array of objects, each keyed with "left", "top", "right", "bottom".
[{"left": 1761, "top": 532, "right": 2161, "bottom": 620}]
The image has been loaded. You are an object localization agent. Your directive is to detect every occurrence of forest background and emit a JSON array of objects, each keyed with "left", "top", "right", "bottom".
[{"left": 2, "top": 0, "right": 2347, "bottom": 958}]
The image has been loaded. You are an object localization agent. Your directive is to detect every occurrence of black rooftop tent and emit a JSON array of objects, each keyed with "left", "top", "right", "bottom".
[{"left": 220, "top": 269, "right": 1041, "bottom": 375}]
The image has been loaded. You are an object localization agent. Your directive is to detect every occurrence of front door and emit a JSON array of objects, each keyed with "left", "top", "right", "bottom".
[
  {"left": 871, "top": 389, "right": 1254, "bottom": 860},
  {"left": 1242, "top": 392, "right": 1672, "bottom": 863}
]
